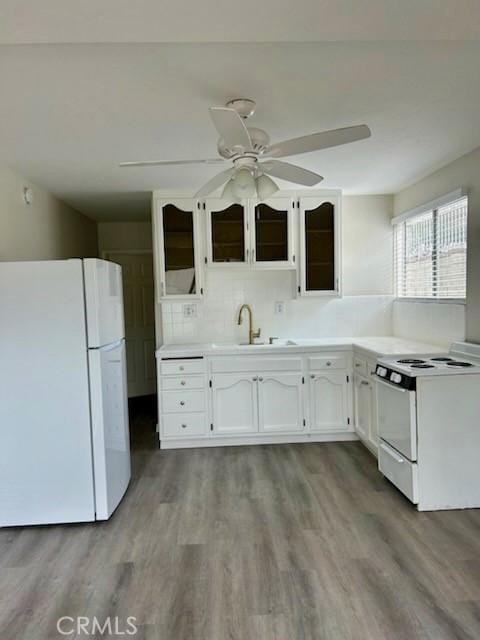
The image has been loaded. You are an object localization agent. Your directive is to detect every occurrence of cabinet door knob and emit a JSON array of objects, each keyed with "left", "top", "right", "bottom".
[
  {"left": 253, "top": 377, "right": 258, "bottom": 381},
  {"left": 180, "top": 380, "right": 186, "bottom": 386},
  {"left": 181, "top": 423, "right": 187, "bottom": 429},
  {"left": 179, "top": 366, "right": 184, "bottom": 371},
  {"left": 180, "top": 400, "right": 185, "bottom": 406},
  {"left": 326, "top": 361, "right": 332, "bottom": 366},
  {"left": 310, "top": 374, "right": 315, "bottom": 379},
  {"left": 259, "top": 377, "right": 263, "bottom": 382}
]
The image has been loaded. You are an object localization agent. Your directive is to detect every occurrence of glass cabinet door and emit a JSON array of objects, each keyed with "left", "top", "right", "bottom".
[
  {"left": 158, "top": 200, "right": 199, "bottom": 297},
  {"left": 206, "top": 199, "right": 247, "bottom": 264},
  {"left": 300, "top": 197, "right": 338, "bottom": 294},
  {"left": 252, "top": 198, "right": 293, "bottom": 267}
]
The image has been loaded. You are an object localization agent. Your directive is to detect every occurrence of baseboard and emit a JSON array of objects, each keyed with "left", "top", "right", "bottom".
[{"left": 159, "top": 431, "right": 358, "bottom": 450}]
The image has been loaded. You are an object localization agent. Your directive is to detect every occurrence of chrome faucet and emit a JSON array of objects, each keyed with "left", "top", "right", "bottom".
[{"left": 237, "top": 304, "right": 261, "bottom": 345}]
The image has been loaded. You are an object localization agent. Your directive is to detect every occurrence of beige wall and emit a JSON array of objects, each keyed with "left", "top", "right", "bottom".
[
  {"left": 342, "top": 195, "right": 393, "bottom": 295},
  {"left": 0, "top": 165, "right": 97, "bottom": 261},
  {"left": 394, "top": 146, "right": 480, "bottom": 343},
  {"left": 97, "top": 221, "right": 152, "bottom": 254}
]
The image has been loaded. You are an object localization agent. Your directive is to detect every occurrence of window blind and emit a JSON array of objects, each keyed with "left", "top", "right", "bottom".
[{"left": 394, "top": 196, "right": 467, "bottom": 299}]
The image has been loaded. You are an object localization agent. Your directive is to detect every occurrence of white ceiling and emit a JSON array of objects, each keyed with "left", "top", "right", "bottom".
[
  {"left": 1, "top": 41, "right": 480, "bottom": 220},
  {"left": 1, "top": 0, "right": 480, "bottom": 43}
]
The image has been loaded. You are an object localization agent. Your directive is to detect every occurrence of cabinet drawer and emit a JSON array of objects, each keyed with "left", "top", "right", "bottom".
[
  {"left": 161, "top": 390, "right": 206, "bottom": 413},
  {"left": 162, "top": 413, "right": 206, "bottom": 437},
  {"left": 379, "top": 440, "right": 418, "bottom": 504},
  {"left": 160, "top": 358, "right": 205, "bottom": 376},
  {"left": 353, "top": 357, "right": 367, "bottom": 376},
  {"left": 308, "top": 355, "right": 348, "bottom": 371},
  {"left": 162, "top": 376, "right": 205, "bottom": 391}
]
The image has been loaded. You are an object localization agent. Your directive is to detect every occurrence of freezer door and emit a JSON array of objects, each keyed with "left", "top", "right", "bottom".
[
  {"left": 0, "top": 260, "right": 95, "bottom": 526},
  {"left": 84, "top": 259, "right": 125, "bottom": 347},
  {"left": 89, "top": 339, "right": 131, "bottom": 520}
]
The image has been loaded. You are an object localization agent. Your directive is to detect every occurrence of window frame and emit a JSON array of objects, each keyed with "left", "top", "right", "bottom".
[{"left": 393, "top": 190, "right": 468, "bottom": 303}]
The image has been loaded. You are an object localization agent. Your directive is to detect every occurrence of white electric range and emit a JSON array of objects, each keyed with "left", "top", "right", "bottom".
[{"left": 374, "top": 341, "right": 480, "bottom": 511}]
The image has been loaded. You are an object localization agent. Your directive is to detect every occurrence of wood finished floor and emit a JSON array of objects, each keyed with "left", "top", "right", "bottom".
[{"left": 1, "top": 400, "right": 480, "bottom": 639}]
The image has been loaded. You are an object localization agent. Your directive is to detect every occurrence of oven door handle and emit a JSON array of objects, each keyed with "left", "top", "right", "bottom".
[
  {"left": 379, "top": 442, "right": 405, "bottom": 464},
  {"left": 373, "top": 375, "right": 408, "bottom": 392}
]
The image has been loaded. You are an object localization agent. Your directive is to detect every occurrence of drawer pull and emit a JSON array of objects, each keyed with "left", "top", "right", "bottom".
[
  {"left": 355, "top": 363, "right": 362, "bottom": 367},
  {"left": 180, "top": 381, "right": 186, "bottom": 386},
  {"left": 310, "top": 374, "right": 315, "bottom": 379},
  {"left": 181, "top": 423, "right": 187, "bottom": 429},
  {"left": 180, "top": 401, "right": 185, "bottom": 406},
  {"left": 326, "top": 361, "right": 332, "bottom": 366},
  {"left": 361, "top": 380, "right": 370, "bottom": 387},
  {"left": 179, "top": 366, "right": 185, "bottom": 371}
]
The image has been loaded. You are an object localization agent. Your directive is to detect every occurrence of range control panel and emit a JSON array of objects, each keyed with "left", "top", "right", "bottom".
[{"left": 375, "top": 365, "right": 416, "bottom": 390}]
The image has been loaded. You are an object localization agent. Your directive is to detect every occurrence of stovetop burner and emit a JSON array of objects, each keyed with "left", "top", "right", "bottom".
[
  {"left": 446, "top": 361, "right": 474, "bottom": 368},
  {"left": 397, "top": 358, "right": 426, "bottom": 364},
  {"left": 411, "top": 363, "right": 435, "bottom": 369},
  {"left": 430, "top": 357, "right": 453, "bottom": 362}
]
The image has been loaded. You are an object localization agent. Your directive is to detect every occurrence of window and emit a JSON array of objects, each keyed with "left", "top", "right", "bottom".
[{"left": 394, "top": 195, "right": 467, "bottom": 299}]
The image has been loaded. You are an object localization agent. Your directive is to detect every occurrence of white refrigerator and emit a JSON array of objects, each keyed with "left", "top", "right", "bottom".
[{"left": 0, "top": 258, "right": 131, "bottom": 527}]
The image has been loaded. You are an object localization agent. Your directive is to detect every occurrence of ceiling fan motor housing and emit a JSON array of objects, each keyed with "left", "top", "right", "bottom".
[{"left": 217, "top": 127, "right": 270, "bottom": 159}]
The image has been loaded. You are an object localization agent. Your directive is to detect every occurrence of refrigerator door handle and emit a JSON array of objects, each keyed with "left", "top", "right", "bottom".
[{"left": 92, "top": 339, "right": 124, "bottom": 352}]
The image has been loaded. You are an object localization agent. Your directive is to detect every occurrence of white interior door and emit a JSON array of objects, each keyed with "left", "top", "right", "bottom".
[
  {"left": 105, "top": 252, "right": 156, "bottom": 397},
  {"left": 258, "top": 373, "right": 304, "bottom": 432}
]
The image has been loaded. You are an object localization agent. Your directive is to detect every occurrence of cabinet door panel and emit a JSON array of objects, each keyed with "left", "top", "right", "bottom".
[
  {"left": 354, "top": 374, "right": 372, "bottom": 441},
  {"left": 252, "top": 198, "right": 294, "bottom": 267},
  {"left": 310, "top": 371, "right": 348, "bottom": 432},
  {"left": 299, "top": 196, "right": 340, "bottom": 295},
  {"left": 258, "top": 373, "right": 304, "bottom": 432},
  {"left": 206, "top": 199, "right": 247, "bottom": 264},
  {"left": 212, "top": 374, "right": 258, "bottom": 434},
  {"left": 154, "top": 198, "right": 203, "bottom": 299}
]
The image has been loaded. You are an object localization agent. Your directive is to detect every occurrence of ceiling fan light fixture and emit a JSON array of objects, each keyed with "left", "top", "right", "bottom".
[
  {"left": 255, "top": 174, "right": 279, "bottom": 200},
  {"left": 232, "top": 168, "right": 256, "bottom": 198},
  {"left": 221, "top": 178, "right": 241, "bottom": 203}
]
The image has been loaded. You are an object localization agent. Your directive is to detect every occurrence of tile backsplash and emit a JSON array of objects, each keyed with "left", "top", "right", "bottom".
[
  {"left": 161, "top": 270, "right": 395, "bottom": 344},
  {"left": 393, "top": 300, "right": 466, "bottom": 347}
]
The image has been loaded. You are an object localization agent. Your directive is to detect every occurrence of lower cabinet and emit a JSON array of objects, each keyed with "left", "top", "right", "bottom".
[
  {"left": 212, "top": 371, "right": 305, "bottom": 434},
  {"left": 211, "top": 373, "right": 258, "bottom": 434},
  {"left": 309, "top": 371, "right": 349, "bottom": 432},
  {"left": 354, "top": 372, "right": 378, "bottom": 452},
  {"left": 258, "top": 373, "right": 304, "bottom": 433}
]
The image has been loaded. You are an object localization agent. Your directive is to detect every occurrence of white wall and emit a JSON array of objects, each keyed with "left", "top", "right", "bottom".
[
  {"left": 0, "top": 165, "right": 97, "bottom": 260},
  {"left": 160, "top": 195, "right": 395, "bottom": 345},
  {"left": 394, "top": 145, "right": 480, "bottom": 343},
  {"left": 97, "top": 221, "right": 152, "bottom": 254}
]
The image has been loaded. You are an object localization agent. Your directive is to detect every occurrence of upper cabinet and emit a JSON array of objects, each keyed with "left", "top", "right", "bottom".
[
  {"left": 252, "top": 197, "right": 295, "bottom": 268},
  {"left": 205, "top": 197, "right": 295, "bottom": 269},
  {"left": 153, "top": 198, "right": 204, "bottom": 300},
  {"left": 152, "top": 191, "right": 341, "bottom": 300},
  {"left": 299, "top": 196, "right": 341, "bottom": 296},
  {"left": 205, "top": 199, "right": 248, "bottom": 265}
]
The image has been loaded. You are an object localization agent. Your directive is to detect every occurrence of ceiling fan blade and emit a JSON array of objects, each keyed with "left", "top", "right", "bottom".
[
  {"left": 119, "top": 159, "right": 225, "bottom": 167},
  {"left": 195, "top": 168, "right": 235, "bottom": 198},
  {"left": 209, "top": 107, "right": 253, "bottom": 152},
  {"left": 260, "top": 160, "right": 323, "bottom": 186},
  {"left": 265, "top": 124, "right": 371, "bottom": 158}
]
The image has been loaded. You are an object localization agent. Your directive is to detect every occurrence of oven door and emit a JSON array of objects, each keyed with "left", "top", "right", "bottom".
[{"left": 375, "top": 376, "right": 417, "bottom": 461}]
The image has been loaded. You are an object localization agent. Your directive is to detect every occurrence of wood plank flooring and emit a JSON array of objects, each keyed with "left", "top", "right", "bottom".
[{"left": 1, "top": 400, "right": 480, "bottom": 639}]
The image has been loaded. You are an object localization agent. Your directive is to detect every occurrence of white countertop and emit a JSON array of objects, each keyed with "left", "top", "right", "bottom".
[{"left": 156, "top": 337, "right": 445, "bottom": 359}]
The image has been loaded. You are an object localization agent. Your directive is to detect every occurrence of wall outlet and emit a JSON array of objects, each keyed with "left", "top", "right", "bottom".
[
  {"left": 183, "top": 303, "right": 197, "bottom": 318},
  {"left": 274, "top": 301, "right": 285, "bottom": 315}
]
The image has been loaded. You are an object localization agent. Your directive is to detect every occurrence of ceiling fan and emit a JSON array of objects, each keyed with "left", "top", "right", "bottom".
[{"left": 119, "top": 98, "right": 371, "bottom": 200}]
